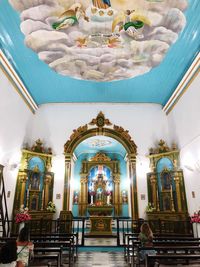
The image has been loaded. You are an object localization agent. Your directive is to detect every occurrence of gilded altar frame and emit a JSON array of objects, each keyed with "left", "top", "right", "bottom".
[
  {"left": 63, "top": 112, "right": 138, "bottom": 219},
  {"left": 147, "top": 140, "right": 188, "bottom": 222},
  {"left": 13, "top": 139, "right": 54, "bottom": 220},
  {"left": 79, "top": 152, "right": 121, "bottom": 216}
]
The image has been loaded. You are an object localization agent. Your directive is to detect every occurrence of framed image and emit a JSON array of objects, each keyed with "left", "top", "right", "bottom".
[
  {"left": 73, "top": 191, "right": 79, "bottom": 204},
  {"left": 192, "top": 191, "right": 195, "bottom": 198},
  {"left": 122, "top": 190, "right": 128, "bottom": 204},
  {"left": 141, "top": 194, "right": 145, "bottom": 200},
  {"left": 56, "top": 194, "right": 61, "bottom": 199}
]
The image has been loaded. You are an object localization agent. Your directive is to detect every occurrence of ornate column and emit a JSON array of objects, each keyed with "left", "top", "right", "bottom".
[
  {"left": 113, "top": 175, "right": 120, "bottom": 216},
  {"left": 174, "top": 172, "right": 182, "bottom": 212},
  {"left": 150, "top": 174, "right": 157, "bottom": 209},
  {"left": 19, "top": 172, "right": 28, "bottom": 207},
  {"left": 63, "top": 154, "right": 72, "bottom": 211},
  {"left": 44, "top": 174, "right": 52, "bottom": 207},
  {"left": 128, "top": 155, "right": 138, "bottom": 220},
  {"left": 79, "top": 176, "right": 88, "bottom": 216}
]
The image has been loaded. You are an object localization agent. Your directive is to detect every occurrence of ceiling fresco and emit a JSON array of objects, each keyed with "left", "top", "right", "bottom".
[
  {"left": 8, "top": 0, "right": 188, "bottom": 81},
  {"left": 0, "top": 0, "right": 199, "bottom": 105},
  {"left": 74, "top": 136, "right": 126, "bottom": 158}
]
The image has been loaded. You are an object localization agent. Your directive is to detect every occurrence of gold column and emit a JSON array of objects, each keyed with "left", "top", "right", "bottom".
[
  {"left": 63, "top": 154, "right": 72, "bottom": 210},
  {"left": 80, "top": 176, "right": 87, "bottom": 216},
  {"left": 19, "top": 172, "right": 28, "bottom": 207},
  {"left": 128, "top": 156, "right": 138, "bottom": 220},
  {"left": 174, "top": 172, "right": 182, "bottom": 212},
  {"left": 44, "top": 174, "right": 52, "bottom": 207},
  {"left": 150, "top": 174, "right": 157, "bottom": 209},
  {"left": 113, "top": 176, "right": 120, "bottom": 216}
]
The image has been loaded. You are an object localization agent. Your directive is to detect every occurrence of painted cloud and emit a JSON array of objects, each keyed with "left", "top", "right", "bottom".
[{"left": 9, "top": 0, "right": 188, "bottom": 81}]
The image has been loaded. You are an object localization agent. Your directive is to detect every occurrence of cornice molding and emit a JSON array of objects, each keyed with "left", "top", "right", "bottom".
[
  {"left": 0, "top": 49, "right": 38, "bottom": 113},
  {"left": 163, "top": 52, "right": 200, "bottom": 115}
]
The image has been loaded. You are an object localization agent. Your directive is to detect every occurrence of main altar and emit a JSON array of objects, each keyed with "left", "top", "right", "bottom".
[{"left": 88, "top": 206, "right": 113, "bottom": 235}]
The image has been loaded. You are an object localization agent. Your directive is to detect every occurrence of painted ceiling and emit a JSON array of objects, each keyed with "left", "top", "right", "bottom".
[
  {"left": 0, "top": 0, "right": 199, "bottom": 105},
  {"left": 74, "top": 136, "right": 126, "bottom": 158}
]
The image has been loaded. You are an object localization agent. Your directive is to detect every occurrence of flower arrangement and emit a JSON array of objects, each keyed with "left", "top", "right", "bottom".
[
  {"left": 15, "top": 205, "right": 31, "bottom": 224},
  {"left": 191, "top": 211, "right": 200, "bottom": 223},
  {"left": 46, "top": 201, "right": 56, "bottom": 213},
  {"left": 145, "top": 202, "right": 156, "bottom": 213}
]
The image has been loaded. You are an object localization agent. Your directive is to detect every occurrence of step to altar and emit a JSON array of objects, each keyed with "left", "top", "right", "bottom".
[{"left": 84, "top": 237, "right": 117, "bottom": 246}]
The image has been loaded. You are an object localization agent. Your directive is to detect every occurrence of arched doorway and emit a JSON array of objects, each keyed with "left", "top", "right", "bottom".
[{"left": 63, "top": 112, "right": 138, "bottom": 219}]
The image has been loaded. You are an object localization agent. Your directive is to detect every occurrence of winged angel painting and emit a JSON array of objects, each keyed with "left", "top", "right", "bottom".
[{"left": 9, "top": 0, "right": 188, "bottom": 81}]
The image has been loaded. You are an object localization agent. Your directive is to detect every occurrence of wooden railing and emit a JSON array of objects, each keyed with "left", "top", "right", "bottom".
[{"left": 6, "top": 217, "right": 193, "bottom": 246}]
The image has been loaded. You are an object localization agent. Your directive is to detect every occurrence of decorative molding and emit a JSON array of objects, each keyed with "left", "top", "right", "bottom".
[
  {"left": 89, "top": 152, "right": 111, "bottom": 162},
  {"left": 89, "top": 111, "right": 112, "bottom": 128},
  {"left": 163, "top": 52, "right": 200, "bottom": 115},
  {"left": 0, "top": 49, "right": 38, "bottom": 113}
]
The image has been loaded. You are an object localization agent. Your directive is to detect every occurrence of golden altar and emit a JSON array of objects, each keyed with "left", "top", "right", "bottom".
[{"left": 88, "top": 206, "right": 113, "bottom": 235}]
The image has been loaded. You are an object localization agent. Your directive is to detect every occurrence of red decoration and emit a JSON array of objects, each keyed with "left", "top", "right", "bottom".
[{"left": 15, "top": 205, "right": 31, "bottom": 224}]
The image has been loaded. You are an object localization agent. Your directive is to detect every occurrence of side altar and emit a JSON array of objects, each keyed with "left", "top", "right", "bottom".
[{"left": 88, "top": 206, "right": 113, "bottom": 235}]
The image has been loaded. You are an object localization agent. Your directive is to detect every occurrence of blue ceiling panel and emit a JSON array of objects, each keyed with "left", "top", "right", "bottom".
[{"left": 0, "top": 0, "right": 199, "bottom": 105}]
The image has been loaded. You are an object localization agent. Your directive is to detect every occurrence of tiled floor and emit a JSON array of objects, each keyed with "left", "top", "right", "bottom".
[{"left": 74, "top": 252, "right": 127, "bottom": 267}]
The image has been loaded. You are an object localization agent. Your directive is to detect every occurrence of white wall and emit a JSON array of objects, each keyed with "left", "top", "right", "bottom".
[
  {"left": 25, "top": 103, "right": 169, "bottom": 218},
  {"left": 0, "top": 69, "right": 33, "bottom": 218},
  {"left": 167, "top": 73, "right": 200, "bottom": 215}
]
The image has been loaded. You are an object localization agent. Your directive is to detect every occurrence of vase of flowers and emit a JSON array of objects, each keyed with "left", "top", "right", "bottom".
[
  {"left": 15, "top": 205, "right": 31, "bottom": 232},
  {"left": 46, "top": 201, "right": 56, "bottom": 213},
  {"left": 145, "top": 202, "right": 156, "bottom": 213},
  {"left": 89, "top": 191, "right": 96, "bottom": 205}
]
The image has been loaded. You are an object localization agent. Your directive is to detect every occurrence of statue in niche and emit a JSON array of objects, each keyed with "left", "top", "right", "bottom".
[
  {"left": 30, "top": 197, "right": 37, "bottom": 210},
  {"left": 161, "top": 170, "right": 171, "bottom": 190},
  {"left": 163, "top": 195, "right": 171, "bottom": 211},
  {"left": 30, "top": 165, "right": 40, "bottom": 190}
]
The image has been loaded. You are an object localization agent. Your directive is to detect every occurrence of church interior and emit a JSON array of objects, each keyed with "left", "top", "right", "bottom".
[{"left": 0, "top": 0, "right": 200, "bottom": 266}]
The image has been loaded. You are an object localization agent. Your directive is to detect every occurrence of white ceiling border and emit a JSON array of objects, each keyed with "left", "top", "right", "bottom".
[
  {"left": 163, "top": 52, "right": 200, "bottom": 115},
  {"left": 0, "top": 49, "right": 38, "bottom": 113}
]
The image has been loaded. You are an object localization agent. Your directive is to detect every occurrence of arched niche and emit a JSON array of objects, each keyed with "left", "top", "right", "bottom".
[
  {"left": 63, "top": 112, "right": 138, "bottom": 219},
  {"left": 13, "top": 139, "right": 54, "bottom": 220},
  {"left": 147, "top": 140, "right": 188, "bottom": 222},
  {"left": 79, "top": 153, "right": 121, "bottom": 217}
]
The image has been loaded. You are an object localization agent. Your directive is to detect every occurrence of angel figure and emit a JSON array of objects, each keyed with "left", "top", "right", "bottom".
[
  {"left": 52, "top": 3, "right": 89, "bottom": 31},
  {"left": 112, "top": 10, "right": 151, "bottom": 39}
]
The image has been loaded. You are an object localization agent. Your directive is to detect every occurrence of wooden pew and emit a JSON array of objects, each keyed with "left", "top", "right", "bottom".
[
  {"left": 30, "top": 253, "right": 60, "bottom": 267},
  {"left": 33, "top": 241, "right": 73, "bottom": 266},
  {"left": 145, "top": 254, "right": 200, "bottom": 267}
]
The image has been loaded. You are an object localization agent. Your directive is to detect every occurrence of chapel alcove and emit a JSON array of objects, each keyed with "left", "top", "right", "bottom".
[
  {"left": 62, "top": 112, "right": 138, "bottom": 220},
  {"left": 13, "top": 139, "right": 54, "bottom": 221},
  {"left": 146, "top": 140, "right": 188, "bottom": 231},
  {"left": 79, "top": 153, "right": 121, "bottom": 217}
]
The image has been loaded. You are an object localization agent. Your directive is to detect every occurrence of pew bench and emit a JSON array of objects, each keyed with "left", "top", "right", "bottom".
[{"left": 145, "top": 254, "right": 200, "bottom": 267}]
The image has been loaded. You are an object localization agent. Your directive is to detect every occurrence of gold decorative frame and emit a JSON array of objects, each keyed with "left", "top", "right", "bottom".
[
  {"left": 79, "top": 153, "right": 121, "bottom": 216},
  {"left": 63, "top": 112, "right": 138, "bottom": 219}
]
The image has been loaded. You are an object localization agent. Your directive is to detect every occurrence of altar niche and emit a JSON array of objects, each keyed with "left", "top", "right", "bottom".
[
  {"left": 146, "top": 140, "right": 188, "bottom": 225},
  {"left": 13, "top": 140, "right": 54, "bottom": 221},
  {"left": 79, "top": 153, "right": 121, "bottom": 217},
  {"left": 88, "top": 165, "right": 113, "bottom": 207}
]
